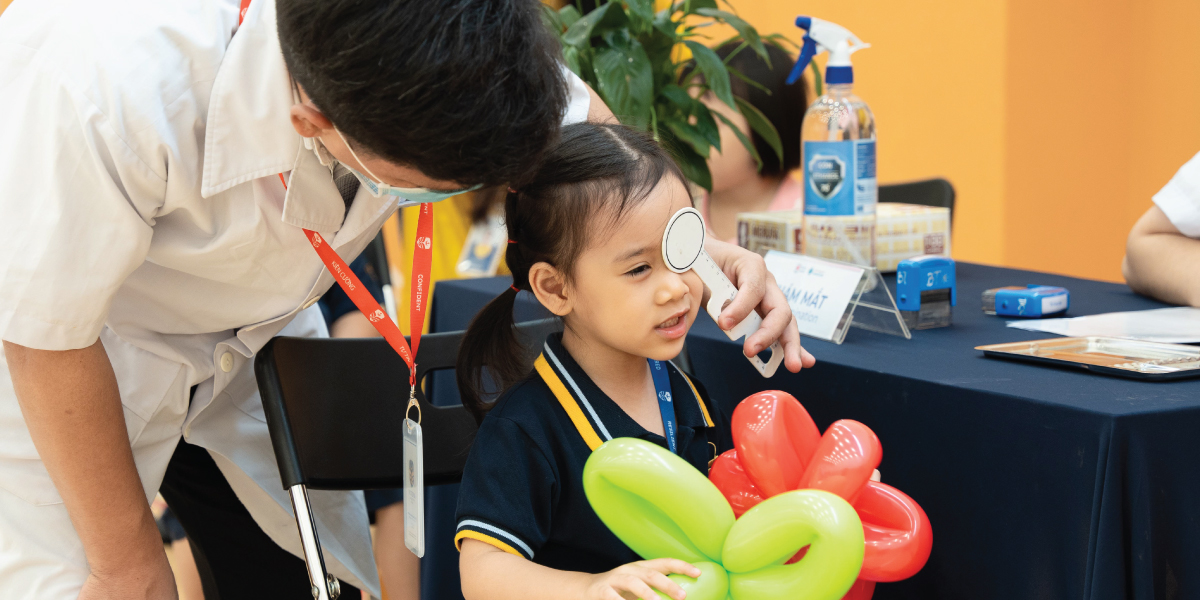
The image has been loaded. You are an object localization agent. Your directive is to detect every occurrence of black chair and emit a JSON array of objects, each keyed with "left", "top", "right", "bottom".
[
  {"left": 878, "top": 177, "right": 956, "bottom": 224},
  {"left": 254, "top": 318, "right": 562, "bottom": 600}
]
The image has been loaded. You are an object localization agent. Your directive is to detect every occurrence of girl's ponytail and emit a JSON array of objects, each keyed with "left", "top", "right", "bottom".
[
  {"left": 456, "top": 286, "right": 524, "bottom": 424},
  {"left": 457, "top": 188, "right": 536, "bottom": 423}
]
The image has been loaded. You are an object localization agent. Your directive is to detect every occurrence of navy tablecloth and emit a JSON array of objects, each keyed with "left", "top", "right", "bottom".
[{"left": 422, "top": 262, "right": 1200, "bottom": 600}]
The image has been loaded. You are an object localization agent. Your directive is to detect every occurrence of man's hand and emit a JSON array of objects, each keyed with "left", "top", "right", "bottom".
[
  {"left": 703, "top": 239, "right": 816, "bottom": 373},
  {"left": 5, "top": 339, "right": 175, "bottom": 599}
]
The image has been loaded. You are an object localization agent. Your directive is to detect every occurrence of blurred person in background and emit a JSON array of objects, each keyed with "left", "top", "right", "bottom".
[
  {"left": 698, "top": 43, "right": 808, "bottom": 243},
  {"left": 1123, "top": 152, "right": 1200, "bottom": 307}
]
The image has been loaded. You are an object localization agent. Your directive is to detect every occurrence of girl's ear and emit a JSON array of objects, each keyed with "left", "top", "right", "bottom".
[{"left": 528, "top": 261, "right": 572, "bottom": 317}]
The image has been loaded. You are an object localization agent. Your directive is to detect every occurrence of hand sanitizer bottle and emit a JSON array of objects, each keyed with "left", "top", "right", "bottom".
[{"left": 787, "top": 17, "right": 876, "bottom": 267}]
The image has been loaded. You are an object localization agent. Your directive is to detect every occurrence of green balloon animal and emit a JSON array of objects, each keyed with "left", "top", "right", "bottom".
[{"left": 583, "top": 438, "right": 866, "bottom": 600}]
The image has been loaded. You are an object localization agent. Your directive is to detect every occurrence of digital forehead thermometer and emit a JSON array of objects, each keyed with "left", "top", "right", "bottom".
[{"left": 662, "top": 207, "right": 783, "bottom": 378}]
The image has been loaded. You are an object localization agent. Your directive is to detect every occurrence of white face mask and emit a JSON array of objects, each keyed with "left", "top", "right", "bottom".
[{"left": 311, "top": 129, "right": 479, "bottom": 202}]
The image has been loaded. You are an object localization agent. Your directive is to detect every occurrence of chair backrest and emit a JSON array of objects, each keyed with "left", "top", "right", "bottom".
[
  {"left": 879, "top": 178, "right": 956, "bottom": 223},
  {"left": 255, "top": 318, "right": 562, "bottom": 490}
]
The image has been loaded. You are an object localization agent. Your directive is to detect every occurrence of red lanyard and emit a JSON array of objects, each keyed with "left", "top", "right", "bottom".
[
  {"left": 241, "top": 1, "right": 431, "bottom": 389},
  {"left": 278, "top": 176, "right": 433, "bottom": 390}
]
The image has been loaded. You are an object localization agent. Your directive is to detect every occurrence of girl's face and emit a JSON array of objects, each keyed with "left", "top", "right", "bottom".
[{"left": 561, "top": 176, "right": 704, "bottom": 362}]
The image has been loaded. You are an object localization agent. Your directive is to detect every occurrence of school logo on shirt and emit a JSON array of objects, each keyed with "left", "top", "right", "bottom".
[{"left": 416, "top": 236, "right": 432, "bottom": 250}]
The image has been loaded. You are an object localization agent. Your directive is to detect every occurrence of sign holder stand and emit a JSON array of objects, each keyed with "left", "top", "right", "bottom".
[
  {"left": 840, "top": 265, "right": 911, "bottom": 342},
  {"left": 805, "top": 226, "right": 911, "bottom": 344},
  {"left": 766, "top": 251, "right": 911, "bottom": 345}
]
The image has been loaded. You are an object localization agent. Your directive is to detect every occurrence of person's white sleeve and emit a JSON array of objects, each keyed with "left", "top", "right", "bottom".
[
  {"left": 1152, "top": 151, "right": 1200, "bottom": 238},
  {"left": 0, "top": 48, "right": 162, "bottom": 350},
  {"left": 560, "top": 65, "right": 591, "bottom": 126}
]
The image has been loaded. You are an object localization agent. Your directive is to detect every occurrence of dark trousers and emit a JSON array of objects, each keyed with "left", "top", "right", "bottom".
[{"left": 159, "top": 439, "right": 361, "bottom": 600}]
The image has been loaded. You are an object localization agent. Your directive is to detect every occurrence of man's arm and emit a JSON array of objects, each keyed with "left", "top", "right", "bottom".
[
  {"left": 585, "top": 84, "right": 618, "bottom": 124},
  {"left": 1122, "top": 205, "right": 1200, "bottom": 307},
  {"left": 4, "top": 340, "right": 176, "bottom": 600}
]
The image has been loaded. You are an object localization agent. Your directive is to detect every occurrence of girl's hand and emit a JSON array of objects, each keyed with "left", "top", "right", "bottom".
[{"left": 584, "top": 558, "right": 701, "bottom": 600}]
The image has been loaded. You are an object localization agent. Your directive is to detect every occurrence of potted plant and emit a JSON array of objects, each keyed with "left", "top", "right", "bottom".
[{"left": 544, "top": 0, "right": 809, "bottom": 191}]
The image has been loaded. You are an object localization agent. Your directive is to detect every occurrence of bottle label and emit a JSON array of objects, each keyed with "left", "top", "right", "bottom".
[{"left": 803, "top": 140, "right": 876, "bottom": 216}]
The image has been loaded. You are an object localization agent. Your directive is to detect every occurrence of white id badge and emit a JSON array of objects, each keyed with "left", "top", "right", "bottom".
[
  {"left": 456, "top": 209, "right": 507, "bottom": 277},
  {"left": 402, "top": 418, "right": 425, "bottom": 557}
]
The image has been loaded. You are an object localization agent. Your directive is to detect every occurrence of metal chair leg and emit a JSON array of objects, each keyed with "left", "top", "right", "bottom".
[{"left": 289, "top": 484, "right": 340, "bottom": 600}]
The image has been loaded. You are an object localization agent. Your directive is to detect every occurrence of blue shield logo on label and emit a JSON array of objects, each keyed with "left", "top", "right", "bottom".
[{"left": 807, "top": 154, "right": 845, "bottom": 199}]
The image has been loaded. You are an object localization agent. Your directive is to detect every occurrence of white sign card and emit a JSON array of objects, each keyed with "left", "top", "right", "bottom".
[{"left": 764, "top": 251, "right": 866, "bottom": 341}]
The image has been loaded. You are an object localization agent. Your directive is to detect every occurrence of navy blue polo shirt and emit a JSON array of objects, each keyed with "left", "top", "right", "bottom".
[{"left": 454, "top": 333, "right": 734, "bottom": 573}]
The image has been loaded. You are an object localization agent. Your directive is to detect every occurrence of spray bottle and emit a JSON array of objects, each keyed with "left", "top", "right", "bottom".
[{"left": 786, "top": 17, "right": 876, "bottom": 268}]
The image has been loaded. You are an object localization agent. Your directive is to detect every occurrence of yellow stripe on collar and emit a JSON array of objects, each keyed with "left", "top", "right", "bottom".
[
  {"left": 534, "top": 354, "right": 603, "bottom": 451},
  {"left": 680, "top": 371, "right": 714, "bottom": 428}
]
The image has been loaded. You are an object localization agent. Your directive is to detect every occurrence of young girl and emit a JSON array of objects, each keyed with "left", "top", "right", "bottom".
[{"left": 453, "top": 122, "right": 734, "bottom": 600}]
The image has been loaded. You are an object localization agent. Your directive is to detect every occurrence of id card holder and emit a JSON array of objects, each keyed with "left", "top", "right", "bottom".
[
  {"left": 456, "top": 209, "right": 507, "bottom": 277},
  {"left": 402, "top": 395, "right": 425, "bottom": 557}
]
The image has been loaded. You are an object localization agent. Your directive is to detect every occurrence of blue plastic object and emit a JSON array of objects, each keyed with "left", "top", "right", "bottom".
[
  {"left": 896, "top": 256, "right": 957, "bottom": 313},
  {"left": 987, "top": 285, "right": 1070, "bottom": 317}
]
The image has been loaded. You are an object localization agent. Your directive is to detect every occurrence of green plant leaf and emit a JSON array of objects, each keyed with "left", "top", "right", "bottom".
[
  {"left": 662, "top": 115, "right": 712, "bottom": 158},
  {"left": 661, "top": 128, "right": 714, "bottom": 191},
  {"left": 652, "top": 9, "right": 681, "bottom": 39},
  {"left": 712, "top": 109, "right": 763, "bottom": 171},
  {"left": 594, "top": 41, "right": 654, "bottom": 128},
  {"left": 726, "top": 65, "right": 772, "bottom": 96},
  {"left": 694, "top": 8, "right": 768, "bottom": 61},
  {"left": 693, "top": 104, "right": 721, "bottom": 150},
  {"left": 626, "top": 0, "right": 655, "bottom": 25},
  {"left": 559, "top": 5, "right": 582, "bottom": 29},
  {"left": 563, "top": 2, "right": 626, "bottom": 47},
  {"left": 673, "top": 0, "right": 718, "bottom": 15},
  {"left": 541, "top": 4, "right": 564, "bottom": 35},
  {"left": 659, "top": 83, "right": 694, "bottom": 108},
  {"left": 734, "top": 96, "right": 783, "bottom": 163},
  {"left": 682, "top": 41, "right": 734, "bottom": 109},
  {"left": 660, "top": 84, "right": 721, "bottom": 151},
  {"left": 562, "top": 45, "right": 583, "bottom": 78},
  {"left": 763, "top": 33, "right": 799, "bottom": 53}
]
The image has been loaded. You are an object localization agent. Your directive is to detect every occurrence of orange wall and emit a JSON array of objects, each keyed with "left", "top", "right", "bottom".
[
  {"left": 6, "top": 0, "right": 1197, "bottom": 280},
  {"left": 1005, "top": 0, "right": 1200, "bottom": 280},
  {"left": 722, "top": 0, "right": 1200, "bottom": 281}
]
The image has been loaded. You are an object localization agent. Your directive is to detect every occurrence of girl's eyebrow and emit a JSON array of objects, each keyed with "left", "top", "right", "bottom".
[{"left": 615, "top": 245, "right": 655, "bottom": 263}]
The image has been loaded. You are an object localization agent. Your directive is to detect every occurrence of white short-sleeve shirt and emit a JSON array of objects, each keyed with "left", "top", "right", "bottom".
[
  {"left": 1153, "top": 151, "right": 1200, "bottom": 238},
  {"left": 0, "top": 0, "right": 589, "bottom": 594}
]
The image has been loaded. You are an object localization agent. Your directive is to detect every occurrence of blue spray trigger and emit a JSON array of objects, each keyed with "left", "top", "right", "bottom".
[{"left": 786, "top": 35, "right": 817, "bottom": 85}]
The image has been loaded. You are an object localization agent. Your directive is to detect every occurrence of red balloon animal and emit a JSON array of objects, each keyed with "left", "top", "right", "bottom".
[{"left": 709, "top": 391, "right": 932, "bottom": 599}]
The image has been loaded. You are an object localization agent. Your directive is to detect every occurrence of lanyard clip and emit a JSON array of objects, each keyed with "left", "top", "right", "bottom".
[{"left": 405, "top": 385, "right": 422, "bottom": 427}]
